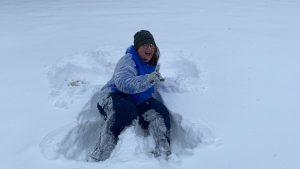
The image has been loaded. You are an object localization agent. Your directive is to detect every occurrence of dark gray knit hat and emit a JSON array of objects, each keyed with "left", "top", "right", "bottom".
[{"left": 134, "top": 30, "right": 156, "bottom": 50}]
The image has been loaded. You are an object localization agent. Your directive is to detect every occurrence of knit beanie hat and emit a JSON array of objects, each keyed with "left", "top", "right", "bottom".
[{"left": 134, "top": 30, "right": 156, "bottom": 50}]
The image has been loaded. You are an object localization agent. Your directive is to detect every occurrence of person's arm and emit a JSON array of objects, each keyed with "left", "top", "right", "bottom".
[{"left": 113, "top": 54, "right": 153, "bottom": 94}]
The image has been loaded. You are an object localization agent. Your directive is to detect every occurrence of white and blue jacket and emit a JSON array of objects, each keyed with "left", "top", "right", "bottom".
[{"left": 98, "top": 45, "right": 162, "bottom": 106}]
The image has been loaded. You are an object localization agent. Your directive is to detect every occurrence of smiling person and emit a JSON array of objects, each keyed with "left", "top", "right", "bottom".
[{"left": 89, "top": 30, "right": 171, "bottom": 161}]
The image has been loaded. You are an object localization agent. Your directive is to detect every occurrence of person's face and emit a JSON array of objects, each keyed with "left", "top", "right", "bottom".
[{"left": 137, "top": 44, "right": 155, "bottom": 62}]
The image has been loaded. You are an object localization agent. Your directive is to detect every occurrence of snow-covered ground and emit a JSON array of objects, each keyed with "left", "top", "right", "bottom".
[{"left": 1, "top": 0, "right": 300, "bottom": 169}]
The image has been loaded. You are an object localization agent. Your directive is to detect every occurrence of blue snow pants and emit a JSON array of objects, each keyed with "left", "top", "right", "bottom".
[{"left": 97, "top": 92, "right": 171, "bottom": 141}]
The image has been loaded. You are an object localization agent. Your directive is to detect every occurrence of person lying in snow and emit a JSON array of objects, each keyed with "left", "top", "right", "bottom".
[{"left": 89, "top": 30, "right": 171, "bottom": 161}]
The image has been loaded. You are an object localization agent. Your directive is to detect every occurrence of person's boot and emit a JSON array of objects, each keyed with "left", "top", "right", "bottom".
[
  {"left": 144, "top": 110, "right": 171, "bottom": 158},
  {"left": 89, "top": 130, "right": 117, "bottom": 161},
  {"left": 89, "top": 115, "right": 117, "bottom": 161}
]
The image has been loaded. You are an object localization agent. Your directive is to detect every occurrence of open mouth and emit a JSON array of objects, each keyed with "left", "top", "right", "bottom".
[{"left": 145, "top": 52, "right": 151, "bottom": 57}]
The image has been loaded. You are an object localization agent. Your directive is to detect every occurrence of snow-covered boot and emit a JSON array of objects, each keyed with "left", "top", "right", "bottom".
[
  {"left": 89, "top": 114, "right": 117, "bottom": 162},
  {"left": 89, "top": 130, "right": 117, "bottom": 161},
  {"left": 143, "top": 110, "right": 171, "bottom": 157}
]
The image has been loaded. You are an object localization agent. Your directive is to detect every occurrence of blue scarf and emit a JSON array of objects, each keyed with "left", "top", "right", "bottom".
[{"left": 126, "top": 46, "right": 156, "bottom": 104}]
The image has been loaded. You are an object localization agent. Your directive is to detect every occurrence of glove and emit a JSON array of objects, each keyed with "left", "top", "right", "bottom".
[{"left": 148, "top": 64, "right": 165, "bottom": 84}]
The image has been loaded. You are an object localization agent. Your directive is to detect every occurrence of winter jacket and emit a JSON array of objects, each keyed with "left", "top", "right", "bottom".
[{"left": 98, "top": 45, "right": 162, "bottom": 106}]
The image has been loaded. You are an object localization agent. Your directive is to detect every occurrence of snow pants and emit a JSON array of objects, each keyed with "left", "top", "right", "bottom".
[
  {"left": 90, "top": 92, "right": 171, "bottom": 161},
  {"left": 97, "top": 92, "right": 171, "bottom": 141}
]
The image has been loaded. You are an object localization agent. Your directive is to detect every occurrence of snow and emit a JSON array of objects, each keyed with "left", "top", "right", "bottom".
[{"left": 1, "top": 0, "right": 300, "bottom": 169}]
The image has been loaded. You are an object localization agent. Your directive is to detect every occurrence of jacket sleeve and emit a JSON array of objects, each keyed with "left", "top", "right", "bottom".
[{"left": 113, "top": 54, "right": 154, "bottom": 94}]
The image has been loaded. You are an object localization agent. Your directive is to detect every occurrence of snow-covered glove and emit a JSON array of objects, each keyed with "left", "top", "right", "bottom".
[{"left": 148, "top": 64, "right": 165, "bottom": 84}]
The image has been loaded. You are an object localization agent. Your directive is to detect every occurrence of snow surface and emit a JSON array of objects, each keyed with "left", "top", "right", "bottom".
[{"left": 1, "top": 0, "right": 300, "bottom": 169}]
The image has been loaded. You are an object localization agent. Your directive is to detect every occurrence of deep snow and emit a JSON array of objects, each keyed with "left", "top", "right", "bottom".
[{"left": 0, "top": 0, "right": 300, "bottom": 169}]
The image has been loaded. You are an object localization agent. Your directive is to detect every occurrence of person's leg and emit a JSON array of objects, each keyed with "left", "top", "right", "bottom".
[
  {"left": 109, "top": 93, "right": 138, "bottom": 136},
  {"left": 138, "top": 98, "right": 171, "bottom": 132},
  {"left": 97, "top": 102, "right": 107, "bottom": 121},
  {"left": 90, "top": 93, "right": 137, "bottom": 161},
  {"left": 138, "top": 98, "right": 171, "bottom": 157}
]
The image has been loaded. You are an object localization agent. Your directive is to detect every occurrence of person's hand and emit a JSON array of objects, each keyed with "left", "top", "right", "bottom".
[{"left": 148, "top": 64, "right": 165, "bottom": 84}]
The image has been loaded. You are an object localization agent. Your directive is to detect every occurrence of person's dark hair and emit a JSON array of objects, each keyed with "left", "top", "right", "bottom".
[{"left": 148, "top": 46, "right": 160, "bottom": 66}]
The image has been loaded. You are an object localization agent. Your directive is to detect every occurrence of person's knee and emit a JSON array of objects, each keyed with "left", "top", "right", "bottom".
[
  {"left": 149, "top": 99, "right": 171, "bottom": 129},
  {"left": 142, "top": 108, "right": 170, "bottom": 131},
  {"left": 149, "top": 99, "right": 168, "bottom": 113}
]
